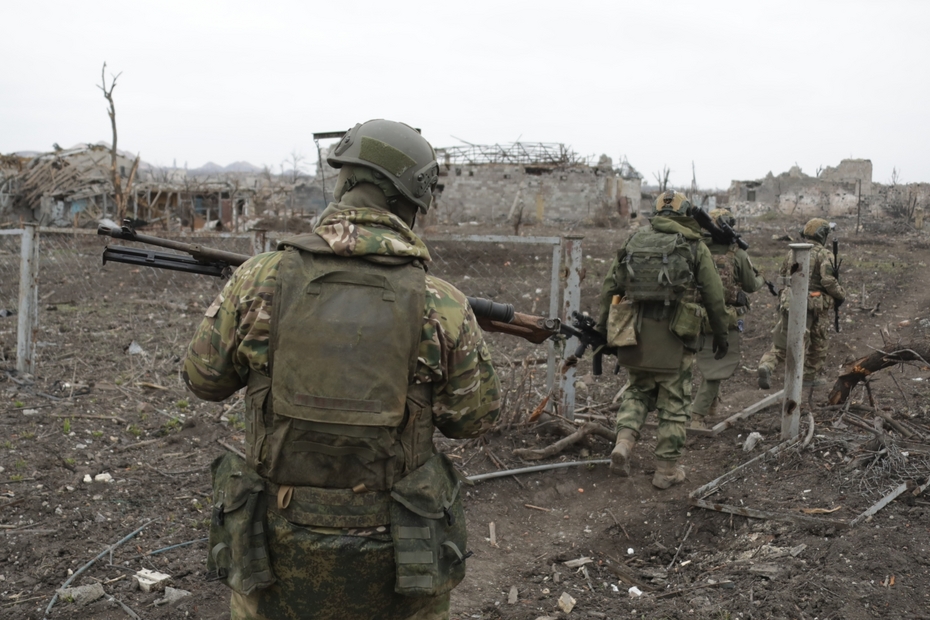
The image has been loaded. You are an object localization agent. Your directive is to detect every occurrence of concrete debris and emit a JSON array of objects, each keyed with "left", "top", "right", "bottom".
[
  {"left": 628, "top": 586, "right": 643, "bottom": 597},
  {"left": 94, "top": 472, "right": 113, "bottom": 483},
  {"left": 127, "top": 341, "right": 146, "bottom": 356},
  {"left": 508, "top": 585, "right": 518, "bottom": 604},
  {"left": 155, "top": 586, "right": 192, "bottom": 606},
  {"left": 558, "top": 591, "right": 576, "bottom": 613},
  {"left": 748, "top": 563, "right": 784, "bottom": 579},
  {"left": 57, "top": 582, "right": 106, "bottom": 605},
  {"left": 743, "top": 432, "right": 764, "bottom": 452},
  {"left": 132, "top": 568, "right": 171, "bottom": 592}
]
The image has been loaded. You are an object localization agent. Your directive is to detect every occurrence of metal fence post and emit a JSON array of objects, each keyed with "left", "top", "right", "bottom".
[
  {"left": 16, "top": 223, "right": 39, "bottom": 375},
  {"left": 251, "top": 229, "right": 267, "bottom": 256},
  {"left": 559, "top": 235, "right": 583, "bottom": 419},
  {"left": 782, "top": 243, "right": 813, "bottom": 440}
]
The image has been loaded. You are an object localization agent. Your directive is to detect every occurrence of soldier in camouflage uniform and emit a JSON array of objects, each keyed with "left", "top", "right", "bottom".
[
  {"left": 596, "top": 192, "right": 729, "bottom": 489},
  {"left": 690, "top": 208, "right": 766, "bottom": 428},
  {"left": 757, "top": 217, "right": 846, "bottom": 389},
  {"left": 183, "top": 120, "right": 501, "bottom": 620}
]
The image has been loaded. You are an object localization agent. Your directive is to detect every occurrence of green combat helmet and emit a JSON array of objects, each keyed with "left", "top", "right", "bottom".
[
  {"left": 328, "top": 119, "right": 439, "bottom": 213},
  {"left": 708, "top": 207, "right": 735, "bottom": 228},
  {"left": 801, "top": 218, "right": 832, "bottom": 245},
  {"left": 654, "top": 190, "right": 693, "bottom": 216}
]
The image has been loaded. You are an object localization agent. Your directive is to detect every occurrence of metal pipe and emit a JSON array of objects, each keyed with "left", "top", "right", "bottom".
[
  {"left": 467, "top": 459, "right": 610, "bottom": 482},
  {"left": 782, "top": 243, "right": 813, "bottom": 440}
]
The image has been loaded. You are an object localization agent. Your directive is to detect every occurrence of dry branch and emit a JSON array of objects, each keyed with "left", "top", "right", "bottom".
[
  {"left": 512, "top": 421, "right": 614, "bottom": 460},
  {"left": 828, "top": 342, "right": 930, "bottom": 405}
]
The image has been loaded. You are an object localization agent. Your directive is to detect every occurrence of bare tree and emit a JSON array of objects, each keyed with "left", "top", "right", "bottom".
[
  {"left": 890, "top": 166, "right": 900, "bottom": 187},
  {"left": 284, "top": 151, "right": 308, "bottom": 184},
  {"left": 653, "top": 166, "right": 671, "bottom": 192},
  {"left": 98, "top": 62, "right": 140, "bottom": 222}
]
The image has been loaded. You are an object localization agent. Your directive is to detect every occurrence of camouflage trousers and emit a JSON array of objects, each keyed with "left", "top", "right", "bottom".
[
  {"left": 757, "top": 310, "right": 830, "bottom": 381},
  {"left": 615, "top": 353, "right": 693, "bottom": 461},
  {"left": 230, "top": 509, "right": 450, "bottom": 620},
  {"left": 692, "top": 330, "right": 742, "bottom": 418}
]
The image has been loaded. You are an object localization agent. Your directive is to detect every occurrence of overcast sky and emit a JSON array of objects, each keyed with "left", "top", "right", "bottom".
[{"left": 2, "top": 0, "right": 927, "bottom": 189}]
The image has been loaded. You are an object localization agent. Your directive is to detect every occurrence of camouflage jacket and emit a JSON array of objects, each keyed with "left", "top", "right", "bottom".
[
  {"left": 183, "top": 204, "right": 501, "bottom": 439},
  {"left": 777, "top": 241, "right": 846, "bottom": 313},
  {"left": 706, "top": 242, "right": 766, "bottom": 317},
  {"left": 596, "top": 215, "right": 729, "bottom": 342}
]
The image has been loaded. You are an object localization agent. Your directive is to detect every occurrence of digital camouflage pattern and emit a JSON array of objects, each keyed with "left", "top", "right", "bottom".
[
  {"left": 757, "top": 237, "right": 846, "bottom": 382},
  {"left": 229, "top": 511, "right": 450, "bottom": 620},
  {"left": 692, "top": 242, "right": 766, "bottom": 418},
  {"left": 598, "top": 214, "right": 728, "bottom": 463},
  {"left": 184, "top": 202, "right": 500, "bottom": 620}
]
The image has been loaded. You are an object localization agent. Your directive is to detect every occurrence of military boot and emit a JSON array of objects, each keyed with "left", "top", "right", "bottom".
[
  {"left": 652, "top": 460, "right": 686, "bottom": 490},
  {"left": 757, "top": 366, "right": 772, "bottom": 390},
  {"left": 709, "top": 397, "right": 719, "bottom": 418},
  {"left": 610, "top": 429, "right": 637, "bottom": 477},
  {"left": 689, "top": 415, "right": 707, "bottom": 430}
]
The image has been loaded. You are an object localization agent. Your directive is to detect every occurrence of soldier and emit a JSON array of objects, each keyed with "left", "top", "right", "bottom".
[
  {"left": 690, "top": 208, "right": 766, "bottom": 428},
  {"left": 596, "top": 191, "right": 729, "bottom": 489},
  {"left": 183, "top": 120, "right": 501, "bottom": 620},
  {"left": 757, "top": 217, "right": 846, "bottom": 389}
]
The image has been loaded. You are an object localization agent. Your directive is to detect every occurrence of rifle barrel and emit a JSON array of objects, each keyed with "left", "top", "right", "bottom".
[{"left": 97, "top": 225, "right": 251, "bottom": 267}]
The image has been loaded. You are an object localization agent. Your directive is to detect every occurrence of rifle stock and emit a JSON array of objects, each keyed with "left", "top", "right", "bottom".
[{"left": 98, "top": 221, "right": 605, "bottom": 354}]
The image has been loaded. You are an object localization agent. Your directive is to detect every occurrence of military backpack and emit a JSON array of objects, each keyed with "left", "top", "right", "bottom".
[{"left": 617, "top": 228, "right": 697, "bottom": 303}]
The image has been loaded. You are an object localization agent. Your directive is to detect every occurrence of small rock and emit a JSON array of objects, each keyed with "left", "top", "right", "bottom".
[
  {"left": 155, "top": 586, "right": 191, "bottom": 606},
  {"left": 94, "top": 473, "right": 113, "bottom": 483},
  {"left": 22, "top": 409, "right": 38, "bottom": 416},
  {"left": 743, "top": 432, "right": 764, "bottom": 452},
  {"left": 628, "top": 586, "right": 643, "bottom": 597},
  {"left": 82, "top": 474, "right": 92, "bottom": 484},
  {"left": 508, "top": 585, "right": 518, "bottom": 604},
  {"left": 127, "top": 341, "right": 146, "bottom": 356},
  {"left": 558, "top": 591, "right": 576, "bottom": 613},
  {"left": 57, "top": 582, "right": 106, "bottom": 605}
]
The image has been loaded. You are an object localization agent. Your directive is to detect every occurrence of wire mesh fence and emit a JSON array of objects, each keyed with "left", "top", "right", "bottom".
[{"left": 3, "top": 228, "right": 575, "bottom": 424}]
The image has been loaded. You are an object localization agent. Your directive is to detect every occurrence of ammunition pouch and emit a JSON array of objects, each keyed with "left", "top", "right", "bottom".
[
  {"left": 606, "top": 298, "right": 638, "bottom": 348},
  {"left": 207, "top": 452, "right": 275, "bottom": 595},
  {"left": 390, "top": 453, "right": 468, "bottom": 597},
  {"left": 670, "top": 300, "right": 705, "bottom": 341}
]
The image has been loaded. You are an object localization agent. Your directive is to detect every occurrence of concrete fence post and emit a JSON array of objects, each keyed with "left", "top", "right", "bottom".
[
  {"left": 559, "top": 235, "right": 584, "bottom": 420},
  {"left": 251, "top": 229, "right": 267, "bottom": 256},
  {"left": 545, "top": 241, "right": 562, "bottom": 400},
  {"left": 16, "top": 223, "right": 39, "bottom": 375},
  {"left": 781, "top": 243, "right": 813, "bottom": 440}
]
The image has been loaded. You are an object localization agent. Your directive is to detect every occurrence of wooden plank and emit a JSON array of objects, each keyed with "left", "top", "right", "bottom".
[{"left": 710, "top": 389, "right": 785, "bottom": 436}]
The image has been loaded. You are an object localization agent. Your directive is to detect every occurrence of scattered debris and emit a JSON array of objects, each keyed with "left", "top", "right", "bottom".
[
  {"left": 508, "top": 585, "right": 518, "bottom": 604},
  {"left": 132, "top": 568, "right": 171, "bottom": 593},
  {"left": 628, "top": 586, "right": 643, "bottom": 597},
  {"left": 743, "top": 432, "right": 764, "bottom": 452},
  {"left": 93, "top": 472, "right": 113, "bottom": 483},
  {"left": 154, "top": 586, "right": 191, "bottom": 606},
  {"left": 56, "top": 582, "right": 105, "bottom": 606},
  {"left": 563, "top": 556, "right": 593, "bottom": 568},
  {"left": 557, "top": 591, "right": 576, "bottom": 613}
]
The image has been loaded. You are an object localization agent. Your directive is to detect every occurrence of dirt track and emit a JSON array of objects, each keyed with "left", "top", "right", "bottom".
[{"left": 2, "top": 214, "right": 929, "bottom": 619}]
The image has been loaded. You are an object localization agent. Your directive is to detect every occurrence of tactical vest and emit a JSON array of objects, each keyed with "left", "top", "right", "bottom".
[
  {"left": 243, "top": 233, "right": 436, "bottom": 527},
  {"left": 713, "top": 246, "right": 740, "bottom": 306},
  {"left": 618, "top": 228, "right": 697, "bottom": 303}
]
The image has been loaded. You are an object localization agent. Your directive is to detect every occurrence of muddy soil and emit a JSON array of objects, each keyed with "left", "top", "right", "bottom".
[{"left": 1, "top": 214, "right": 929, "bottom": 619}]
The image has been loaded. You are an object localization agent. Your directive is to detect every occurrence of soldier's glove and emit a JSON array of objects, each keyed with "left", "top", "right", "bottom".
[
  {"left": 713, "top": 335, "right": 729, "bottom": 360},
  {"left": 735, "top": 291, "right": 749, "bottom": 307}
]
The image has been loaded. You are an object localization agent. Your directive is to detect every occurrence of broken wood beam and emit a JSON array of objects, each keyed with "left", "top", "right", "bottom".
[{"left": 710, "top": 390, "right": 785, "bottom": 436}]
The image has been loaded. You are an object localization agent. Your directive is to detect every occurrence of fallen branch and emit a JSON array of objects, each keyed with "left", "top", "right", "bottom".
[
  {"left": 828, "top": 343, "right": 930, "bottom": 405},
  {"left": 217, "top": 438, "right": 246, "bottom": 459},
  {"left": 512, "top": 421, "right": 614, "bottom": 460}
]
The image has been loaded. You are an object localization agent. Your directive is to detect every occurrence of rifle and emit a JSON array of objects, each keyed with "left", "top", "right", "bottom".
[
  {"left": 831, "top": 238, "right": 842, "bottom": 332},
  {"left": 98, "top": 221, "right": 610, "bottom": 373}
]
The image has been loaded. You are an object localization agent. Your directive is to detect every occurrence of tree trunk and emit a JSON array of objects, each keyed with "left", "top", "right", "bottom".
[{"left": 828, "top": 342, "right": 930, "bottom": 405}]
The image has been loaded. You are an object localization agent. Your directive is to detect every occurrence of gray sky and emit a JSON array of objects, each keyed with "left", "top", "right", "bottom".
[{"left": 2, "top": 0, "right": 927, "bottom": 189}]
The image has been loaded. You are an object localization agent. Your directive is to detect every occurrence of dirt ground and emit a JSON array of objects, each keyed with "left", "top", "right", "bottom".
[{"left": 1, "top": 213, "right": 929, "bottom": 619}]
